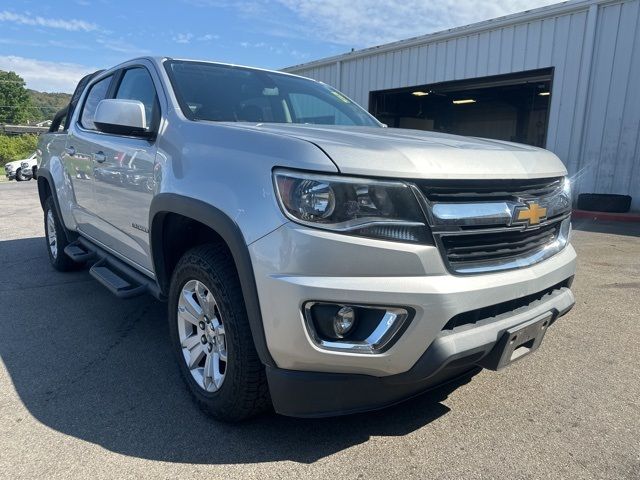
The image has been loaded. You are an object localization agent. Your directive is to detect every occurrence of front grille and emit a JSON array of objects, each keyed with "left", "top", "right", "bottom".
[
  {"left": 420, "top": 177, "right": 564, "bottom": 202},
  {"left": 417, "top": 177, "right": 571, "bottom": 274},
  {"left": 442, "top": 222, "right": 560, "bottom": 265}
]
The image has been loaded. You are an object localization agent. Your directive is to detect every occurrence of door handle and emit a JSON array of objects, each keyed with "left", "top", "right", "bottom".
[
  {"left": 94, "top": 152, "right": 106, "bottom": 163},
  {"left": 65, "top": 146, "right": 75, "bottom": 156}
]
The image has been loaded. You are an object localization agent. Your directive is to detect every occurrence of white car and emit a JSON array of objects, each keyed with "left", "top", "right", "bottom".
[{"left": 4, "top": 152, "right": 37, "bottom": 181}]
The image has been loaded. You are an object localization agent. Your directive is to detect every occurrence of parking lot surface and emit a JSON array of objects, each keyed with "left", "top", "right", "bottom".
[{"left": 1, "top": 180, "right": 639, "bottom": 479}]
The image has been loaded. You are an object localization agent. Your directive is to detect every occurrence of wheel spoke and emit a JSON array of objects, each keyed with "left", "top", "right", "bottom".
[
  {"left": 187, "top": 343, "right": 205, "bottom": 369},
  {"left": 218, "top": 347, "right": 227, "bottom": 362},
  {"left": 212, "top": 352, "right": 224, "bottom": 388},
  {"left": 195, "top": 282, "right": 212, "bottom": 317},
  {"left": 181, "top": 334, "right": 201, "bottom": 350},
  {"left": 181, "top": 290, "right": 203, "bottom": 321},
  {"left": 203, "top": 354, "right": 213, "bottom": 389},
  {"left": 178, "top": 307, "right": 200, "bottom": 327}
]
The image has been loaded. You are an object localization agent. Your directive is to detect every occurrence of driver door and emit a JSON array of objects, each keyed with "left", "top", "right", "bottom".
[{"left": 90, "top": 65, "right": 161, "bottom": 273}]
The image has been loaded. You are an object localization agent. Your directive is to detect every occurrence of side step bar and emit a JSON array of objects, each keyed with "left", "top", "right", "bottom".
[
  {"left": 90, "top": 258, "right": 148, "bottom": 299},
  {"left": 64, "top": 237, "right": 163, "bottom": 300},
  {"left": 64, "top": 242, "right": 96, "bottom": 262}
]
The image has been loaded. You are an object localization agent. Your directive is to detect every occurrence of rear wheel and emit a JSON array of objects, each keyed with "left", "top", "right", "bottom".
[
  {"left": 44, "top": 196, "right": 75, "bottom": 271},
  {"left": 168, "top": 245, "right": 270, "bottom": 421}
]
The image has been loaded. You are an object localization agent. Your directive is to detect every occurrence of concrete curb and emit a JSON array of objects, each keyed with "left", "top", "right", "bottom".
[{"left": 573, "top": 209, "right": 640, "bottom": 223}]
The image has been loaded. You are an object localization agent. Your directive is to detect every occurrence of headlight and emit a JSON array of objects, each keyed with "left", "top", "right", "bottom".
[
  {"left": 273, "top": 169, "right": 430, "bottom": 243},
  {"left": 5, "top": 164, "right": 14, "bottom": 171},
  {"left": 562, "top": 176, "right": 572, "bottom": 200}
]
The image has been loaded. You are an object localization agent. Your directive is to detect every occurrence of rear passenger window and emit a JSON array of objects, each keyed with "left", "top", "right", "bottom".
[
  {"left": 115, "top": 68, "right": 159, "bottom": 127},
  {"left": 79, "top": 75, "right": 112, "bottom": 130}
]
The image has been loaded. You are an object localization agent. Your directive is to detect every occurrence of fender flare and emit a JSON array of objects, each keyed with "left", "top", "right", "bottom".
[
  {"left": 37, "top": 168, "right": 76, "bottom": 243},
  {"left": 149, "top": 193, "right": 276, "bottom": 367}
]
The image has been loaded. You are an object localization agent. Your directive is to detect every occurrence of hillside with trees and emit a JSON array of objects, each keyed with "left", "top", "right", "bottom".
[
  {"left": 28, "top": 89, "right": 71, "bottom": 123},
  {"left": 0, "top": 69, "right": 71, "bottom": 125},
  {"left": 1, "top": 69, "right": 69, "bottom": 168}
]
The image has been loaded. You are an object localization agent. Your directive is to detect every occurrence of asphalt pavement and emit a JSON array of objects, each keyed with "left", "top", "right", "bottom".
[{"left": 1, "top": 180, "right": 639, "bottom": 479}]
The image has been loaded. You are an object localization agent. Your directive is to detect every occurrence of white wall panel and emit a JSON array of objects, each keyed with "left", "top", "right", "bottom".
[{"left": 285, "top": 0, "right": 640, "bottom": 209}]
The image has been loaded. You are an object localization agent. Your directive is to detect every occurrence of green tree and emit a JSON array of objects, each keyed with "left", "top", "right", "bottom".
[
  {"left": 0, "top": 134, "right": 38, "bottom": 167},
  {"left": 0, "top": 70, "right": 33, "bottom": 124}
]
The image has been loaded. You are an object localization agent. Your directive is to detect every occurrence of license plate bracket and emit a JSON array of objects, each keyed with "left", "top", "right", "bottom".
[{"left": 480, "top": 313, "right": 554, "bottom": 371}]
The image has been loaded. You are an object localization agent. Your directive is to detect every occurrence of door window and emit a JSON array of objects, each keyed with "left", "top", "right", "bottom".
[
  {"left": 115, "top": 68, "right": 159, "bottom": 128},
  {"left": 79, "top": 75, "right": 112, "bottom": 130}
]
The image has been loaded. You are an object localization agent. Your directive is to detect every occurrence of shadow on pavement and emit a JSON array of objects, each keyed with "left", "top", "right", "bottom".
[
  {"left": 0, "top": 236, "right": 476, "bottom": 465},
  {"left": 572, "top": 218, "right": 640, "bottom": 237}
]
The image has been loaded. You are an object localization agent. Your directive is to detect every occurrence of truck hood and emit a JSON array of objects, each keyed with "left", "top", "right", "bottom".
[{"left": 236, "top": 124, "right": 567, "bottom": 180}]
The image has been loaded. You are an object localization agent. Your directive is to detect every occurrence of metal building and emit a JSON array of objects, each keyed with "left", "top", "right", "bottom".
[{"left": 284, "top": 0, "right": 640, "bottom": 211}]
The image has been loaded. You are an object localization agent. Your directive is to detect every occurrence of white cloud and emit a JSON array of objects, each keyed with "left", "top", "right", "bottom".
[
  {"left": 277, "top": 0, "right": 561, "bottom": 47},
  {"left": 198, "top": 33, "right": 219, "bottom": 41},
  {"left": 239, "top": 40, "right": 308, "bottom": 59},
  {"left": 173, "top": 33, "right": 194, "bottom": 44},
  {"left": 172, "top": 32, "right": 218, "bottom": 43},
  {"left": 0, "top": 10, "right": 98, "bottom": 33},
  {"left": 95, "top": 37, "right": 149, "bottom": 54},
  {"left": 0, "top": 37, "right": 91, "bottom": 50},
  {"left": 0, "top": 56, "right": 96, "bottom": 93}
]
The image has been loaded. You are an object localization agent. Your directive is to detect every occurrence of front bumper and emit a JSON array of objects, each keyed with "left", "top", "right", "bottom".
[
  {"left": 249, "top": 222, "right": 576, "bottom": 416},
  {"left": 266, "top": 285, "right": 574, "bottom": 417}
]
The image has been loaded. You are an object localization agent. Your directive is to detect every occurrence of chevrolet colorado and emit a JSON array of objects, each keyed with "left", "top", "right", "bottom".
[{"left": 37, "top": 57, "right": 576, "bottom": 421}]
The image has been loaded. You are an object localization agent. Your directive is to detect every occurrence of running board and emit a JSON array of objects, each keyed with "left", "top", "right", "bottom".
[
  {"left": 64, "top": 241, "right": 96, "bottom": 262},
  {"left": 70, "top": 236, "right": 163, "bottom": 300},
  {"left": 89, "top": 258, "right": 148, "bottom": 299}
]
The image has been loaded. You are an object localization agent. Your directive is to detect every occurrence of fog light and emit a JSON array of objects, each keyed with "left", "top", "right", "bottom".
[
  {"left": 304, "top": 302, "right": 413, "bottom": 354},
  {"left": 333, "top": 306, "right": 355, "bottom": 338}
]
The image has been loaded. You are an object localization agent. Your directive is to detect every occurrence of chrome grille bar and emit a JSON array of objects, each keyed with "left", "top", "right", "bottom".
[{"left": 414, "top": 177, "right": 571, "bottom": 274}]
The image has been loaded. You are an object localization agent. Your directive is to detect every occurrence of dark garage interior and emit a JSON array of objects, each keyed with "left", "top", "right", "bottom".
[{"left": 369, "top": 68, "right": 553, "bottom": 147}]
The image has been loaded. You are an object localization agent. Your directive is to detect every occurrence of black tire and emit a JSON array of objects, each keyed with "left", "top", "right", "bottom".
[
  {"left": 44, "top": 196, "right": 76, "bottom": 271},
  {"left": 168, "top": 244, "right": 270, "bottom": 422},
  {"left": 577, "top": 193, "right": 632, "bottom": 213},
  {"left": 15, "top": 168, "right": 25, "bottom": 181}
]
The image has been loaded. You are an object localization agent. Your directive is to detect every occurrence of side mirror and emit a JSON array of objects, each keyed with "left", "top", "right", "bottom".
[{"left": 94, "top": 99, "right": 152, "bottom": 137}]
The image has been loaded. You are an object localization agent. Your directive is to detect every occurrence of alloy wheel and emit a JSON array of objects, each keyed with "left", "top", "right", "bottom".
[
  {"left": 177, "top": 279, "right": 227, "bottom": 392},
  {"left": 46, "top": 209, "right": 58, "bottom": 259}
]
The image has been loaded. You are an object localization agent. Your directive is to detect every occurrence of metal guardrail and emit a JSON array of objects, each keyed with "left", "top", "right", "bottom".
[{"left": 0, "top": 124, "right": 49, "bottom": 135}]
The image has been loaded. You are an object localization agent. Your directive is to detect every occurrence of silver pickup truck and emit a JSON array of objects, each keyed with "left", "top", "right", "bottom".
[{"left": 37, "top": 57, "right": 576, "bottom": 421}]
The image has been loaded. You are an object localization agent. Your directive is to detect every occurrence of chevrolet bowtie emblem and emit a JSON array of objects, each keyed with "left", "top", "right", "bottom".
[{"left": 514, "top": 202, "right": 548, "bottom": 226}]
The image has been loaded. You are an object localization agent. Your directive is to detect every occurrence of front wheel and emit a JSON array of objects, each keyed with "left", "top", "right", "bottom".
[
  {"left": 168, "top": 245, "right": 270, "bottom": 422},
  {"left": 15, "top": 168, "right": 25, "bottom": 181},
  {"left": 44, "top": 196, "right": 75, "bottom": 271}
]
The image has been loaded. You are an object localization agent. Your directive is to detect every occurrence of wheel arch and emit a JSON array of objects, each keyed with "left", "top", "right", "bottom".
[
  {"left": 149, "top": 193, "right": 275, "bottom": 367},
  {"left": 37, "top": 169, "right": 75, "bottom": 243}
]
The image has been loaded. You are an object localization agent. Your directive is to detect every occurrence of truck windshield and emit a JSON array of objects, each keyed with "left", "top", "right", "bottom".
[{"left": 164, "top": 60, "right": 380, "bottom": 127}]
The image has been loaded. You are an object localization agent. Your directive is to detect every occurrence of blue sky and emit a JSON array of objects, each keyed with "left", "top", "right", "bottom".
[{"left": 0, "top": 0, "right": 558, "bottom": 93}]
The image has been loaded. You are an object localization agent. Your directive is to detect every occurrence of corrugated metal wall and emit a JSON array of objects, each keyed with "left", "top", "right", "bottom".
[{"left": 285, "top": 0, "right": 640, "bottom": 211}]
